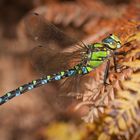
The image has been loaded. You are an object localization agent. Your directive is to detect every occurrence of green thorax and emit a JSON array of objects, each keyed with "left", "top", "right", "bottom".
[{"left": 86, "top": 43, "right": 110, "bottom": 72}]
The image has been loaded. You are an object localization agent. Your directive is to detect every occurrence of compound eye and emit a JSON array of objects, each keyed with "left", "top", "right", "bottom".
[{"left": 102, "top": 37, "right": 114, "bottom": 44}]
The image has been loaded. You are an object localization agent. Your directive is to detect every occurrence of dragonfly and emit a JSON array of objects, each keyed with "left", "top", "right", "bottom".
[{"left": 0, "top": 13, "right": 121, "bottom": 105}]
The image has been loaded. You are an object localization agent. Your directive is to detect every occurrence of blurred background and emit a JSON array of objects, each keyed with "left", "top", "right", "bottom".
[{"left": 0, "top": 0, "right": 139, "bottom": 140}]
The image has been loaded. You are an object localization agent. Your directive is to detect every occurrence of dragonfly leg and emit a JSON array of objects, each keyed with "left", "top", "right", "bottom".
[
  {"left": 103, "top": 60, "right": 110, "bottom": 85},
  {"left": 113, "top": 51, "right": 127, "bottom": 72},
  {"left": 113, "top": 55, "right": 117, "bottom": 72},
  {"left": 114, "top": 51, "right": 126, "bottom": 56}
]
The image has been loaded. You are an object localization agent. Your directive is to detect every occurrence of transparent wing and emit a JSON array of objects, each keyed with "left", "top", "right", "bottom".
[
  {"left": 24, "top": 12, "right": 78, "bottom": 48},
  {"left": 24, "top": 12, "right": 87, "bottom": 75},
  {"left": 31, "top": 46, "right": 86, "bottom": 75},
  {"left": 57, "top": 74, "right": 91, "bottom": 97}
]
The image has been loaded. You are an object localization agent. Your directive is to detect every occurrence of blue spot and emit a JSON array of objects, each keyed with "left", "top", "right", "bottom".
[
  {"left": 82, "top": 67, "right": 88, "bottom": 74},
  {"left": 16, "top": 90, "right": 21, "bottom": 96},
  {"left": 5, "top": 97, "right": 9, "bottom": 101},
  {"left": 0, "top": 98, "right": 2, "bottom": 103},
  {"left": 54, "top": 75, "right": 61, "bottom": 80},
  {"left": 102, "top": 37, "right": 114, "bottom": 44},
  {"left": 67, "top": 70, "right": 76, "bottom": 76},
  {"left": 41, "top": 79, "right": 48, "bottom": 84},
  {"left": 28, "top": 84, "right": 34, "bottom": 90}
]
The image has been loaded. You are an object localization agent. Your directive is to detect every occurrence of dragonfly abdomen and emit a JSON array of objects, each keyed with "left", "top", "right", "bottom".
[{"left": 0, "top": 64, "right": 88, "bottom": 105}]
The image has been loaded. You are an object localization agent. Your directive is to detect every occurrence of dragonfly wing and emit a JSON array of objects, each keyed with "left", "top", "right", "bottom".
[
  {"left": 24, "top": 12, "right": 78, "bottom": 49},
  {"left": 24, "top": 13, "right": 87, "bottom": 75},
  {"left": 31, "top": 46, "right": 85, "bottom": 75},
  {"left": 57, "top": 74, "right": 90, "bottom": 97}
]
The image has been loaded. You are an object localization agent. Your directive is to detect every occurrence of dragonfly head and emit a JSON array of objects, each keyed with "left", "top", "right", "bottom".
[{"left": 102, "top": 34, "right": 121, "bottom": 50}]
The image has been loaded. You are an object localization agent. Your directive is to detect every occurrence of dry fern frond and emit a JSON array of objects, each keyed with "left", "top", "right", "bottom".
[
  {"left": 77, "top": 25, "right": 140, "bottom": 121},
  {"left": 67, "top": 23, "right": 140, "bottom": 140},
  {"left": 97, "top": 35, "right": 140, "bottom": 140},
  {"left": 98, "top": 70, "right": 140, "bottom": 140}
]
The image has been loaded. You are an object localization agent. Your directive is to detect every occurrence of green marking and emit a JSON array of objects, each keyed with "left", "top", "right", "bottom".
[
  {"left": 86, "top": 66, "right": 93, "bottom": 72},
  {"left": 107, "top": 43, "right": 116, "bottom": 49},
  {"left": 91, "top": 51, "right": 108, "bottom": 60},
  {"left": 74, "top": 65, "right": 83, "bottom": 74},
  {"left": 7, "top": 92, "right": 11, "bottom": 97},
  {"left": 106, "top": 50, "right": 110, "bottom": 55},
  {"left": 78, "top": 69, "right": 82, "bottom": 74},
  {"left": 74, "top": 65, "right": 79, "bottom": 70},
  {"left": 98, "top": 57, "right": 102, "bottom": 60},
  {"left": 33, "top": 80, "right": 37, "bottom": 85},
  {"left": 93, "top": 43, "right": 104, "bottom": 48},
  {"left": 89, "top": 60, "right": 103, "bottom": 68},
  {"left": 19, "top": 87, "right": 23, "bottom": 91},
  {"left": 60, "top": 71, "right": 65, "bottom": 76},
  {"left": 47, "top": 75, "right": 51, "bottom": 80},
  {"left": 110, "top": 34, "right": 121, "bottom": 43}
]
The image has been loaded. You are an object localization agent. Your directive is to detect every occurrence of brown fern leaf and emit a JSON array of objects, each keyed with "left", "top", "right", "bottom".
[
  {"left": 97, "top": 36, "right": 140, "bottom": 140},
  {"left": 76, "top": 23, "right": 140, "bottom": 123}
]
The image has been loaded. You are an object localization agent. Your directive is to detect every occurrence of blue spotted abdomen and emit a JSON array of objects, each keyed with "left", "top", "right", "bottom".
[{"left": 0, "top": 64, "right": 89, "bottom": 105}]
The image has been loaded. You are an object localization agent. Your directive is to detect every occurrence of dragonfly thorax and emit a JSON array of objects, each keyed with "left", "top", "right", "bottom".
[
  {"left": 86, "top": 44, "right": 111, "bottom": 70},
  {"left": 85, "top": 34, "right": 121, "bottom": 72}
]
